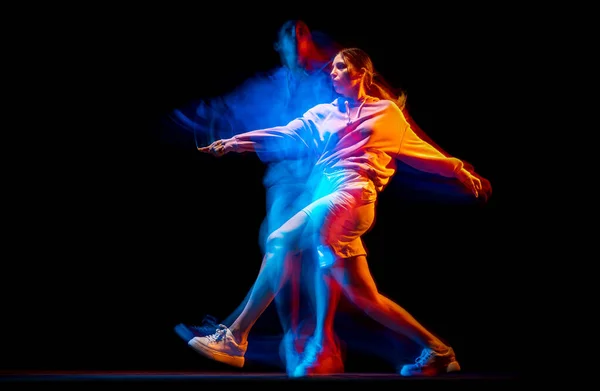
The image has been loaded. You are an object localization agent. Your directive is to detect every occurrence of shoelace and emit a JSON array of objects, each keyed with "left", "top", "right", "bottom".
[
  {"left": 414, "top": 349, "right": 435, "bottom": 367},
  {"left": 205, "top": 325, "right": 228, "bottom": 343}
]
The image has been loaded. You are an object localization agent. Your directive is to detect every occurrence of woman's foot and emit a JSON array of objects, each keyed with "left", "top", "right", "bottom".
[
  {"left": 291, "top": 336, "right": 344, "bottom": 377},
  {"left": 400, "top": 347, "right": 461, "bottom": 376},
  {"left": 188, "top": 324, "right": 248, "bottom": 368}
]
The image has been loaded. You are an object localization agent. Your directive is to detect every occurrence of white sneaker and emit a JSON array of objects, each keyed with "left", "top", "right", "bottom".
[{"left": 188, "top": 324, "right": 247, "bottom": 368}]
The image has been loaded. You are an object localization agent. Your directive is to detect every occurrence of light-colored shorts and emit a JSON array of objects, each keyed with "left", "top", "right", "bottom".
[{"left": 301, "top": 170, "right": 377, "bottom": 262}]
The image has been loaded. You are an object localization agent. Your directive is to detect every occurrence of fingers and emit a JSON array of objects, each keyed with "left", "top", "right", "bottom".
[
  {"left": 198, "top": 145, "right": 220, "bottom": 155},
  {"left": 460, "top": 170, "right": 481, "bottom": 198},
  {"left": 463, "top": 177, "right": 476, "bottom": 198},
  {"left": 473, "top": 178, "right": 482, "bottom": 198},
  {"left": 198, "top": 140, "right": 225, "bottom": 156}
]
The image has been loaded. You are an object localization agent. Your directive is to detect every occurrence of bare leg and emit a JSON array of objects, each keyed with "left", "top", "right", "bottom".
[
  {"left": 312, "top": 266, "right": 341, "bottom": 345},
  {"left": 221, "top": 251, "right": 299, "bottom": 333},
  {"left": 290, "top": 258, "right": 344, "bottom": 377},
  {"left": 222, "top": 184, "right": 305, "bottom": 330},
  {"left": 330, "top": 255, "right": 447, "bottom": 351},
  {"left": 227, "top": 210, "right": 314, "bottom": 344}
]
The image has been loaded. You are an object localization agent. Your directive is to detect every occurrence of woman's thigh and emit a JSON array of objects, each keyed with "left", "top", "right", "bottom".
[{"left": 301, "top": 191, "right": 375, "bottom": 258}]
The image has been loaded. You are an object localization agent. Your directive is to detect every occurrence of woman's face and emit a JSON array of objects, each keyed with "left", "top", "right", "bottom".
[{"left": 330, "top": 53, "right": 359, "bottom": 96}]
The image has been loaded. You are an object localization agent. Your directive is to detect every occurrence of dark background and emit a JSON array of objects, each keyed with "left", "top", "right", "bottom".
[{"left": 3, "top": 4, "right": 524, "bottom": 378}]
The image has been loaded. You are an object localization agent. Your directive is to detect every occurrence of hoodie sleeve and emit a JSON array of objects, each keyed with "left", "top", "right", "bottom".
[
  {"left": 397, "top": 125, "right": 464, "bottom": 178},
  {"left": 232, "top": 112, "right": 322, "bottom": 162}
]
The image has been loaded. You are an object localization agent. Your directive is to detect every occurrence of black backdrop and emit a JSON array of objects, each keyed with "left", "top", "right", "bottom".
[{"left": 3, "top": 4, "right": 522, "bottom": 377}]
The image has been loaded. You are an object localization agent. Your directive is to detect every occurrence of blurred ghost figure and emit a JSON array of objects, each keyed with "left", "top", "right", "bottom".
[{"left": 172, "top": 20, "right": 346, "bottom": 374}]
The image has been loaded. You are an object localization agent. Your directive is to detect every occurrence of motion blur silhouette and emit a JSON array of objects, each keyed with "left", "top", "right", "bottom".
[
  {"left": 178, "top": 42, "right": 492, "bottom": 377},
  {"left": 171, "top": 20, "right": 347, "bottom": 374}
]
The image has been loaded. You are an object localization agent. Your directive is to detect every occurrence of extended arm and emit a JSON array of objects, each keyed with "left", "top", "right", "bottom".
[
  {"left": 398, "top": 126, "right": 482, "bottom": 198},
  {"left": 198, "top": 118, "right": 318, "bottom": 161}
]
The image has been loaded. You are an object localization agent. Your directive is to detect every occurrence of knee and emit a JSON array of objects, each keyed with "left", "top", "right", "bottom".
[
  {"left": 258, "top": 220, "right": 269, "bottom": 254},
  {"left": 265, "top": 231, "right": 288, "bottom": 254}
]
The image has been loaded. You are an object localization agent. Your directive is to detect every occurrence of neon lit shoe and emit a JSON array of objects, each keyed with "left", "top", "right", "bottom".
[
  {"left": 174, "top": 315, "right": 219, "bottom": 343},
  {"left": 188, "top": 324, "right": 247, "bottom": 368},
  {"left": 400, "top": 347, "right": 461, "bottom": 376},
  {"left": 291, "top": 337, "right": 344, "bottom": 377}
]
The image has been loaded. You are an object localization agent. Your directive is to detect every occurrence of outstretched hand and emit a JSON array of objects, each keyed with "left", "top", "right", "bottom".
[
  {"left": 456, "top": 167, "right": 482, "bottom": 199},
  {"left": 198, "top": 138, "right": 236, "bottom": 157}
]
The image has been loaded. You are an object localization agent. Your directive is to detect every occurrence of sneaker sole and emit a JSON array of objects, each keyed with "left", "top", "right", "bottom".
[
  {"left": 188, "top": 338, "right": 245, "bottom": 368},
  {"left": 400, "top": 360, "right": 461, "bottom": 376}
]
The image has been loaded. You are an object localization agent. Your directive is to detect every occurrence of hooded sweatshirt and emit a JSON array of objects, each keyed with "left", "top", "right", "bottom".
[{"left": 232, "top": 97, "right": 464, "bottom": 199}]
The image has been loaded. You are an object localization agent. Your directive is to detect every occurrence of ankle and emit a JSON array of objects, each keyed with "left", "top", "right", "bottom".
[
  {"left": 427, "top": 341, "right": 449, "bottom": 354},
  {"left": 230, "top": 329, "right": 247, "bottom": 345},
  {"left": 322, "top": 333, "right": 338, "bottom": 348},
  {"left": 434, "top": 346, "right": 451, "bottom": 354}
]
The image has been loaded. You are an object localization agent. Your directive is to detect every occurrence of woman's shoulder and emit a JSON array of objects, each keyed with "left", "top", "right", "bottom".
[
  {"left": 376, "top": 99, "right": 399, "bottom": 109},
  {"left": 375, "top": 99, "right": 405, "bottom": 117}
]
